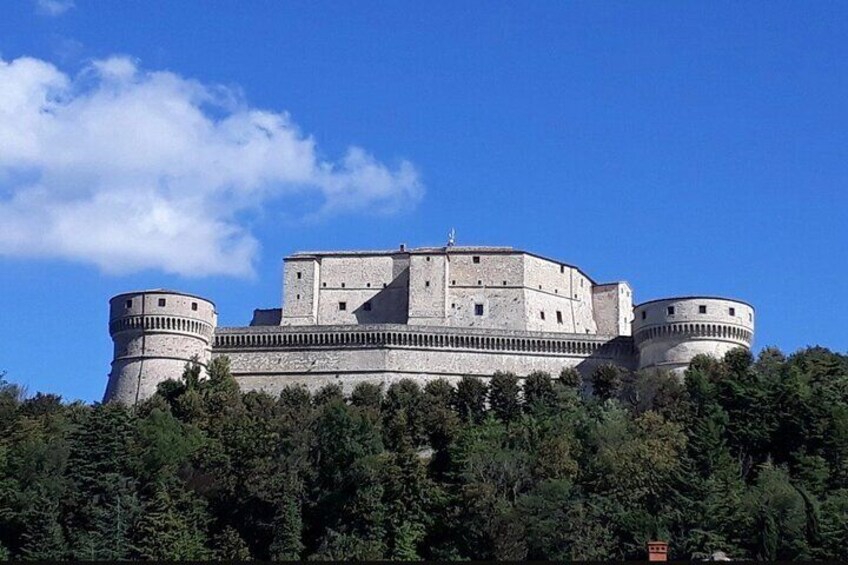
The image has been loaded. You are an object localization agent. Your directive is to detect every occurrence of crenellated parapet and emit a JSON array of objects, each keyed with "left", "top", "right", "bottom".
[{"left": 214, "top": 323, "right": 637, "bottom": 359}]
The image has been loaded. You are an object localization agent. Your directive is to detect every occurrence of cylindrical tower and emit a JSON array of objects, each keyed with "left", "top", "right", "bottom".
[
  {"left": 633, "top": 296, "right": 754, "bottom": 372},
  {"left": 104, "top": 290, "right": 217, "bottom": 404}
]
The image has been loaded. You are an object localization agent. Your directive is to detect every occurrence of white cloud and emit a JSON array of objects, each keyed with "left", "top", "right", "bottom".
[
  {"left": 34, "top": 0, "right": 74, "bottom": 17},
  {"left": 0, "top": 55, "right": 423, "bottom": 277}
]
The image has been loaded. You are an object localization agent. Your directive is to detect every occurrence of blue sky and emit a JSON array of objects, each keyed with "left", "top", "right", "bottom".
[{"left": 1, "top": 1, "right": 846, "bottom": 402}]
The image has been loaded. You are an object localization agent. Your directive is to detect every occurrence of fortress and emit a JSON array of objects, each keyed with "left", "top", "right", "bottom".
[{"left": 104, "top": 243, "right": 755, "bottom": 404}]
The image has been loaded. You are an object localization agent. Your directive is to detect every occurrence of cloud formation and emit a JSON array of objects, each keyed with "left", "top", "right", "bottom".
[
  {"left": 0, "top": 56, "right": 423, "bottom": 276},
  {"left": 34, "top": 0, "right": 74, "bottom": 17}
]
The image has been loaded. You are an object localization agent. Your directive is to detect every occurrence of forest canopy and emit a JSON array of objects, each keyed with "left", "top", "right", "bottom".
[{"left": 1, "top": 346, "right": 848, "bottom": 561}]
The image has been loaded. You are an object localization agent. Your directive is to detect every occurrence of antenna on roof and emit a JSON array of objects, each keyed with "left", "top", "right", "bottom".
[{"left": 447, "top": 227, "right": 456, "bottom": 247}]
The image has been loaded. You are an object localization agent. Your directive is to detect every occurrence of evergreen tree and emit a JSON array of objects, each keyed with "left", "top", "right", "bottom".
[
  {"left": 453, "top": 376, "right": 487, "bottom": 423},
  {"left": 489, "top": 372, "right": 521, "bottom": 422},
  {"left": 591, "top": 364, "right": 624, "bottom": 401}
]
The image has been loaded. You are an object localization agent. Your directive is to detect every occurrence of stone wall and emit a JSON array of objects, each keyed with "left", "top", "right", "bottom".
[
  {"left": 592, "top": 282, "right": 633, "bottom": 336},
  {"left": 213, "top": 323, "right": 637, "bottom": 395},
  {"left": 633, "top": 297, "right": 755, "bottom": 371},
  {"left": 105, "top": 290, "right": 217, "bottom": 404}
]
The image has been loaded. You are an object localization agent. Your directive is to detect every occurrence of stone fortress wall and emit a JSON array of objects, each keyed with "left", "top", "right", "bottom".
[{"left": 104, "top": 245, "right": 755, "bottom": 404}]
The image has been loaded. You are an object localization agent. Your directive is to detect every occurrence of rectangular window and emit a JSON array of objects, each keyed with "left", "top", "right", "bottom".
[
  {"left": 560, "top": 265, "right": 565, "bottom": 273},
  {"left": 699, "top": 305, "right": 707, "bottom": 314},
  {"left": 339, "top": 302, "right": 347, "bottom": 311},
  {"left": 502, "top": 280, "right": 507, "bottom": 285},
  {"left": 556, "top": 311, "right": 563, "bottom": 324},
  {"left": 477, "top": 280, "right": 482, "bottom": 285},
  {"left": 472, "top": 256, "right": 480, "bottom": 264},
  {"left": 425, "top": 280, "right": 430, "bottom": 287},
  {"left": 296, "top": 294, "right": 300, "bottom": 300},
  {"left": 667, "top": 306, "right": 675, "bottom": 315},
  {"left": 341, "top": 282, "right": 345, "bottom": 288},
  {"left": 322, "top": 282, "right": 327, "bottom": 287},
  {"left": 158, "top": 298, "right": 166, "bottom": 307},
  {"left": 296, "top": 271, "right": 302, "bottom": 279},
  {"left": 474, "top": 303, "right": 484, "bottom": 316},
  {"left": 366, "top": 283, "right": 371, "bottom": 288},
  {"left": 363, "top": 301, "right": 372, "bottom": 311},
  {"left": 729, "top": 307, "right": 736, "bottom": 316},
  {"left": 641, "top": 311, "right": 647, "bottom": 320},
  {"left": 125, "top": 299, "right": 132, "bottom": 308},
  {"left": 426, "top": 256, "right": 431, "bottom": 262},
  {"left": 451, "top": 280, "right": 456, "bottom": 285},
  {"left": 540, "top": 311, "right": 545, "bottom": 320},
  {"left": 191, "top": 302, "right": 198, "bottom": 311}
]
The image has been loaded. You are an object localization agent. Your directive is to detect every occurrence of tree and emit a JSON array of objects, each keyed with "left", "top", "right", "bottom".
[
  {"left": 453, "top": 376, "right": 487, "bottom": 423},
  {"left": 133, "top": 486, "right": 212, "bottom": 560},
  {"left": 523, "top": 371, "right": 556, "bottom": 412},
  {"left": 591, "top": 364, "right": 624, "bottom": 402},
  {"left": 559, "top": 367, "right": 582, "bottom": 389},
  {"left": 489, "top": 372, "right": 521, "bottom": 422}
]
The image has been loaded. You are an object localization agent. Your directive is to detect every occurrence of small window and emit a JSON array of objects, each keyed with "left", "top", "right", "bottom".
[
  {"left": 472, "top": 256, "right": 480, "bottom": 264},
  {"left": 452, "top": 280, "right": 456, "bottom": 285},
  {"left": 425, "top": 280, "right": 430, "bottom": 287},
  {"left": 296, "top": 294, "right": 300, "bottom": 300},
  {"left": 540, "top": 311, "right": 545, "bottom": 320},
  {"left": 341, "top": 282, "right": 346, "bottom": 288},
  {"left": 556, "top": 311, "right": 563, "bottom": 324},
  {"left": 667, "top": 306, "right": 675, "bottom": 315},
  {"left": 338, "top": 302, "right": 347, "bottom": 311},
  {"left": 749, "top": 312, "right": 753, "bottom": 321},
  {"left": 477, "top": 280, "right": 482, "bottom": 285},
  {"left": 474, "top": 303, "right": 484, "bottom": 316},
  {"left": 125, "top": 299, "right": 132, "bottom": 309},
  {"left": 296, "top": 271, "right": 302, "bottom": 279},
  {"left": 729, "top": 307, "right": 736, "bottom": 316},
  {"left": 191, "top": 302, "right": 198, "bottom": 311},
  {"left": 383, "top": 283, "right": 387, "bottom": 288},
  {"left": 323, "top": 282, "right": 327, "bottom": 287},
  {"left": 580, "top": 279, "right": 584, "bottom": 287},
  {"left": 451, "top": 303, "right": 456, "bottom": 309},
  {"left": 641, "top": 311, "right": 646, "bottom": 320},
  {"left": 426, "top": 256, "right": 431, "bottom": 262},
  {"left": 699, "top": 305, "right": 707, "bottom": 314},
  {"left": 555, "top": 289, "right": 558, "bottom": 294},
  {"left": 158, "top": 298, "right": 166, "bottom": 307},
  {"left": 502, "top": 280, "right": 507, "bottom": 285},
  {"left": 538, "top": 285, "right": 542, "bottom": 290},
  {"left": 560, "top": 265, "right": 565, "bottom": 274},
  {"left": 366, "top": 283, "right": 371, "bottom": 288},
  {"left": 363, "top": 302, "right": 372, "bottom": 311}
]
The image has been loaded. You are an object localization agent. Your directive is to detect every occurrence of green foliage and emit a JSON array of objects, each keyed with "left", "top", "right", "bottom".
[
  {"left": 591, "top": 363, "right": 625, "bottom": 401},
  {"left": 489, "top": 372, "right": 521, "bottom": 422},
  {"left": 1, "top": 348, "right": 847, "bottom": 560}
]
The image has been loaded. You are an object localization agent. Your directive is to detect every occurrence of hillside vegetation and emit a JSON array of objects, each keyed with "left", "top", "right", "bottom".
[{"left": 1, "top": 347, "right": 848, "bottom": 560}]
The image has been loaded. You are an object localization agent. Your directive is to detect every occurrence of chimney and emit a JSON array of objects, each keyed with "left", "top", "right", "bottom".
[
  {"left": 647, "top": 541, "right": 668, "bottom": 562},
  {"left": 399, "top": 243, "right": 406, "bottom": 252}
]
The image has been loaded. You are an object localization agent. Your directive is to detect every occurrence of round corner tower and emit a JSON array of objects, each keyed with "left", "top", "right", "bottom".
[
  {"left": 104, "top": 290, "right": 217, "bottom": 404},
  {"left": 632, "top": 296, "right": 754, "bottom": 373}
]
